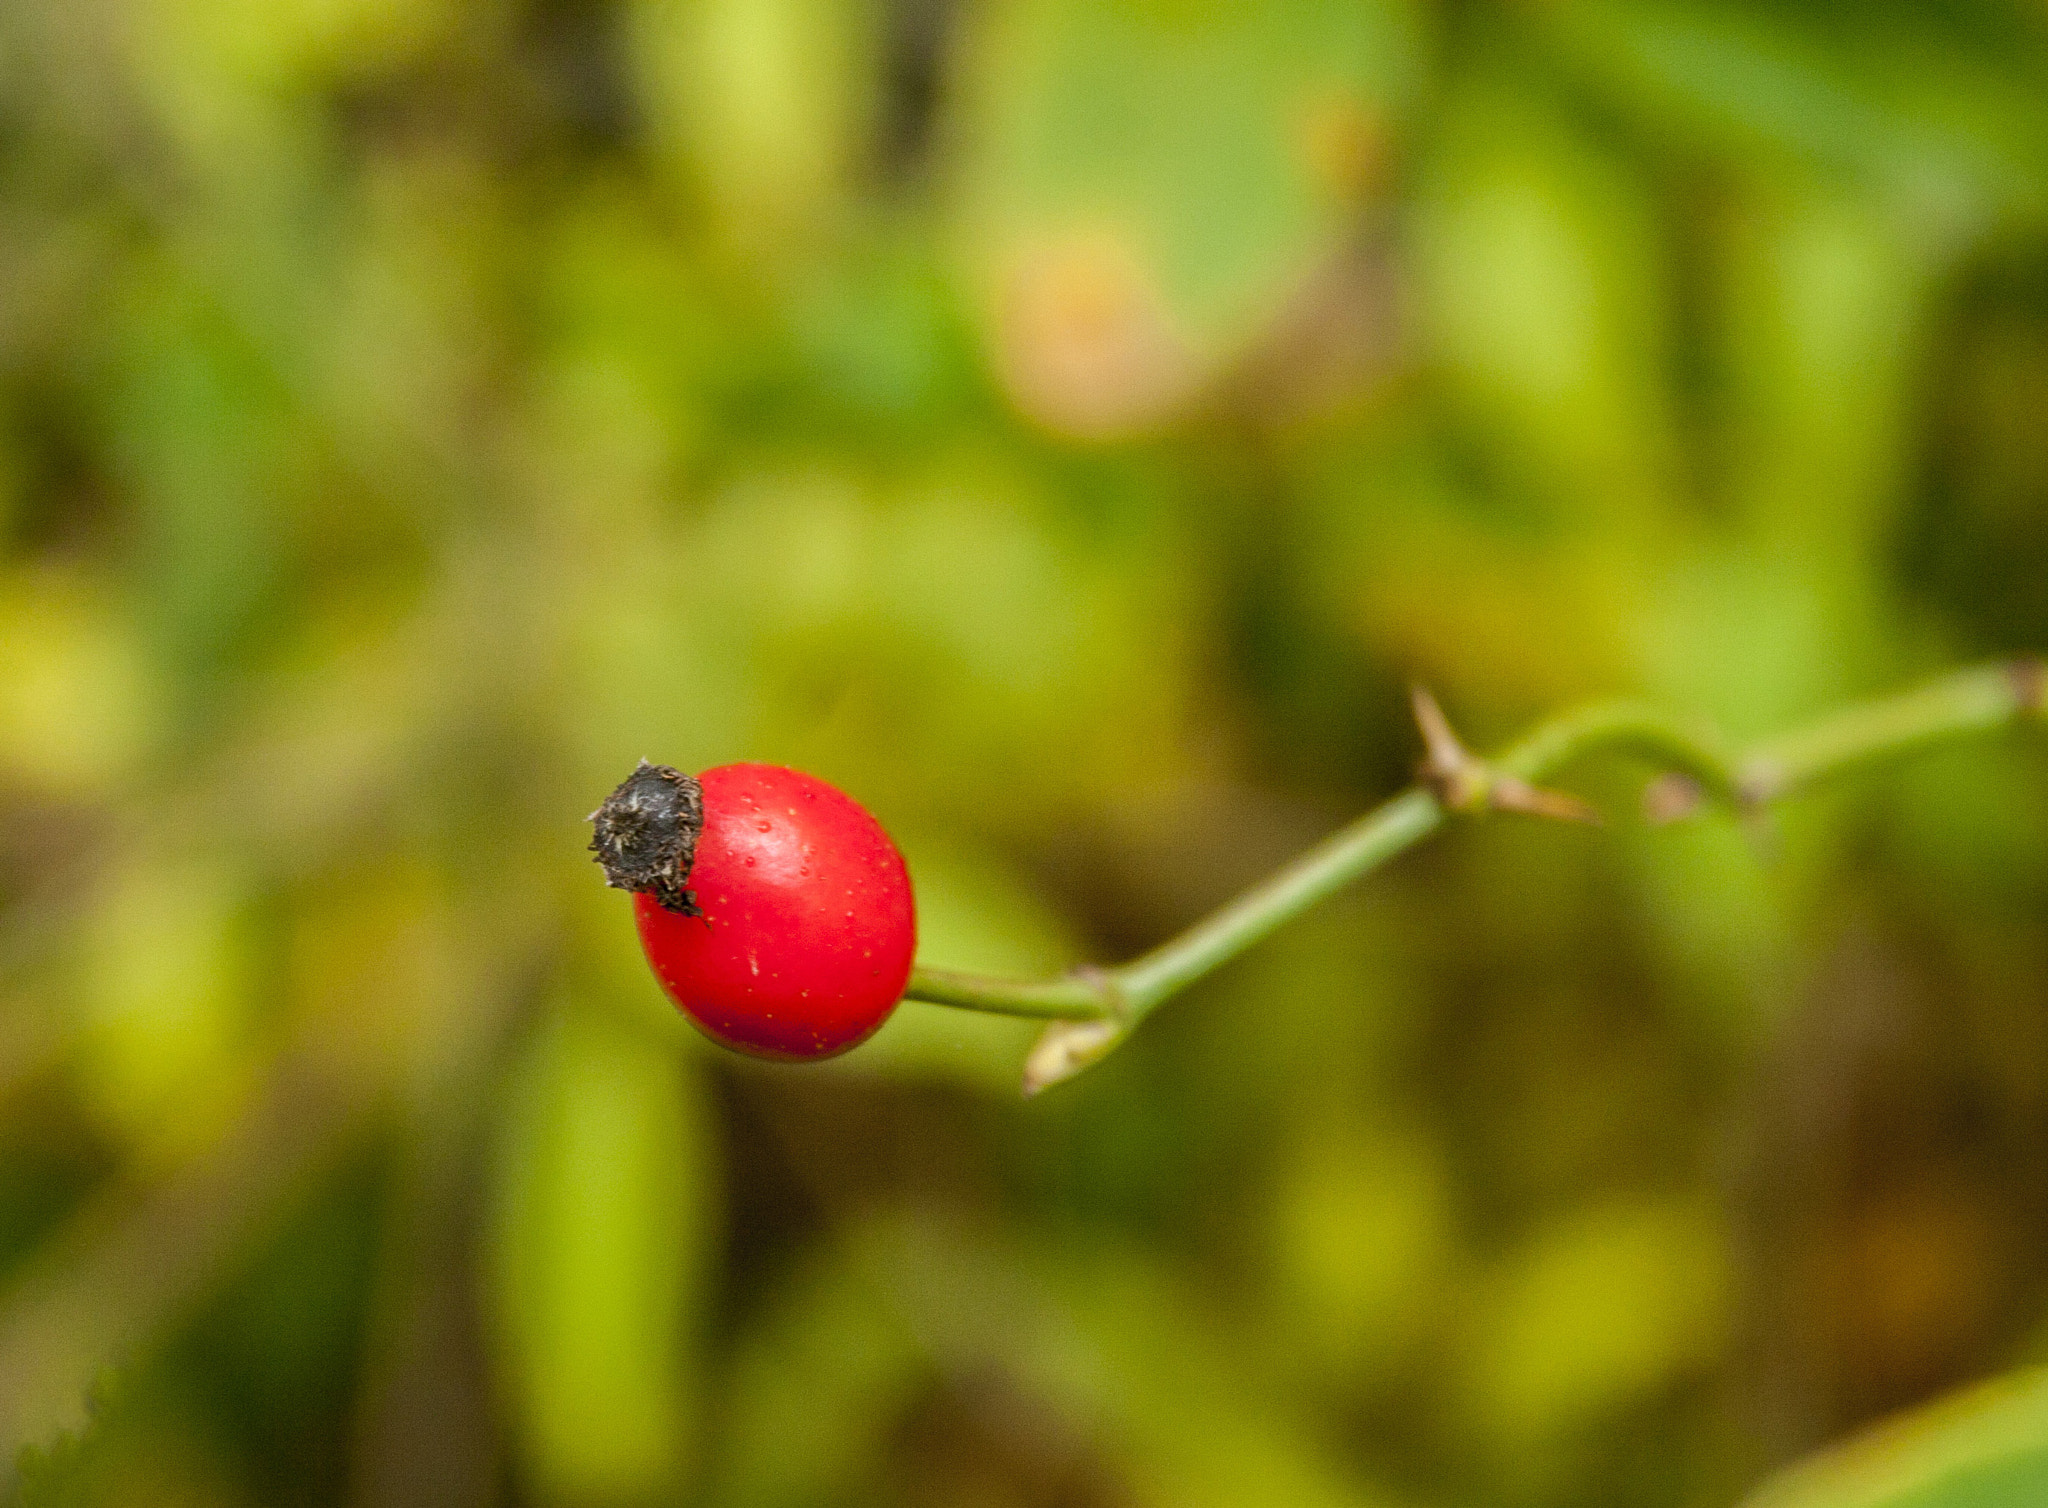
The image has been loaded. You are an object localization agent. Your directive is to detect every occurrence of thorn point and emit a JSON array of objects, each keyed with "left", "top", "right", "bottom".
[{"left": 1409, "top": 684, "right": 1462, "bottom": 764}]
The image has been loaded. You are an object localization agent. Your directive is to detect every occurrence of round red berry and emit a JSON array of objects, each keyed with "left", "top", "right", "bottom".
[{"left": 590, "top": 761, "right": 915, "bottom": 1059}]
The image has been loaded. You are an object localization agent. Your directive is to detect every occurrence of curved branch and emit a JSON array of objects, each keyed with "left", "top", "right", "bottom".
[{"left": 902, "top": 657, "right": 2046, "bottom": 1093}]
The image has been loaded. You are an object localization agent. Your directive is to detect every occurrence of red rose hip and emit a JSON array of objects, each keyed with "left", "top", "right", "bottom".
[{"left": 590, "top": 761, "right": 915, "bottom": 1059}]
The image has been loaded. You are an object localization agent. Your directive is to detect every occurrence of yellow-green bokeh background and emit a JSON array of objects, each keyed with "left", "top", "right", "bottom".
[{"left": 1, "top": 0, "right": 2046, "bottom": 1503}]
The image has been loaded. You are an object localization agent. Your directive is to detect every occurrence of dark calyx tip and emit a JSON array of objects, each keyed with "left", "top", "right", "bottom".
[{"left": 589, "top": 759, "right": 705, "bottom": 916}]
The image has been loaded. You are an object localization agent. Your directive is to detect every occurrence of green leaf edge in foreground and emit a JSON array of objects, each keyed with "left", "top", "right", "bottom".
[{"left": 1742, "top": 1367, "right": 2048, "bottom": 1508}]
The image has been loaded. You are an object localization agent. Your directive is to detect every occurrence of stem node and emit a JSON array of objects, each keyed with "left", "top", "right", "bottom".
[{"left": 1413, "top": 686, "right": 1599, "bottom": 824}]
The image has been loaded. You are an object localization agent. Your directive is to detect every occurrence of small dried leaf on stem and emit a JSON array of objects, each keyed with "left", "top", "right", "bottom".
[{"left": 1021, "top": 1018, "right": 1125, "bottom": 1097}]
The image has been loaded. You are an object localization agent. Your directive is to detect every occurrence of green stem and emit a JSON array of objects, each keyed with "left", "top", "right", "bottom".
[
  {"left": 1738, "top": 659, "right": 2042, "bottom": 801},
  {"left": 905, "top": 965, "right": 1115, "bottom": 1020},
  {"left": 1113, "top": 789, "right": 1439, "bottom": 1020},
  {"left": 1492, "top": 702, "right": 1739, "bottom": 799},
  {"left": 906, "top": 658, "right": 2045, "bottom": 1081}
]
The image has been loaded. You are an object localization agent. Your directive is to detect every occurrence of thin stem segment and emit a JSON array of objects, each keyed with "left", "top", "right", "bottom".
[
  {"left": 905, "top": 966, "right": 1115, "bottom": 1020},
  {"left": 1114, "top": 789, "right": 1439, "bottom": 1017},
  {"left": 1738, "top": 659, "right": 2042, "bottom": 801},
  {"left": 904, "top": 657, "right": 2045, "bottom": 1092}
]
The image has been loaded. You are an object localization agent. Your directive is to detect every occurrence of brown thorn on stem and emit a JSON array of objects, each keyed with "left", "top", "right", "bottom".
[
  {"left": 1409, "top": 684, "right": 1465, "bottom": 770},
  {"left": 1411, "top": 685, "right": 1601, "bottom": 825},
  {"left": 1410, "top": 685, "right": 1485, "bottom": 812},
  {"left": 1492, "top": 776, "right": 1603, "bottom": 826}
]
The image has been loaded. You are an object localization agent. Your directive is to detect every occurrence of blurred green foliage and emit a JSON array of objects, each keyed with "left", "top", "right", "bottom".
[{"left": 0, "top": 0, "right": 2046, "bottom": 1504}]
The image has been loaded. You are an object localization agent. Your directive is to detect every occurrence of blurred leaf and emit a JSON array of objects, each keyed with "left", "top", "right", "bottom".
[
  {"left": 1461, "top": 1197, "right": 1729, "bottom": 1459},
  {"left": 630, "top": 0, "right": 878, "bottom": 240},
  {"left": 709, "top": 1247, "right": 927, "bottom": 1507},
  {"left": 284, "top": 859, "right": 471, "bottom": 1089},
  {"left": 667, "top": 467, "right": 1205, "bottom": 826},
  {"left": 1412, "top": 82, "right": 1675, "bottom": 515},
  {"left": 1267, "top": 1115, "right": 1455, "bottom": 1386},
  {"left": 319, "top": 150, "right": 507, "bottom": 468},
  {"left": 73, "top": 858, "right": 251, "bottom": 1166},
  {"left": 14, "top": 1396, "right": 255, "bottom": 1508},
  {"left": 0, "top": 1031, "right": 375, "bottom": 1459},
  {"left": 1622, "top": 809, "right": 1795, "bottom": 1052},
  {"left": 137, "top": 0, "right": 454, "bottom": 103},
  {"left": 487, "top": 1008, "right": 715, "bottom": 1504},
  {"left": 1740, "top": 1368, "right": 2048, "bottom": 1508},
  {"left": 1890, "top": 742, "right": 2048, "bottom": 913},
  {"left": 1336, "top": 483, "right": 1644, "bottom": 705},
  {"left": 851, "top": 1212, "right": 1406, "bottom": 1508},
  {"left": 126, "top": 0, "right": 457, "bottom": 205},
  {"left": 1553, "top": 2, "right": 2048, "bottom": 234},
  {"left": 101, "top": 262, "right": 304, "bottom": 715},
  {"left": 0, "top": 566, "right": 153, "bottom": 796},
  {"left": 1714, "top": 190, "right": 1930, "bottom": 556},
  {"left": 1635, "top": 544, "right": 1864, "bottom": 744},
  {"left": 953, "top": 0, "right": 1420, "bottom": 434}
]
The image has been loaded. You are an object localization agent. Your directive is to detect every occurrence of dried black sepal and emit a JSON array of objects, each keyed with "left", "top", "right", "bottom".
[{"left": 588, "top": 760, "right": 705, "bottom": 916}]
